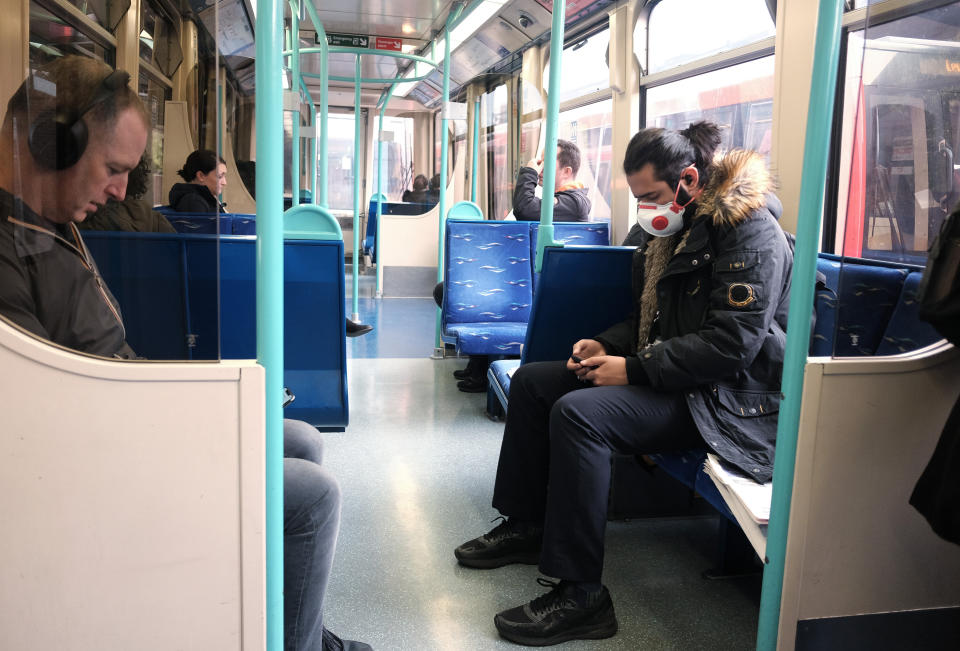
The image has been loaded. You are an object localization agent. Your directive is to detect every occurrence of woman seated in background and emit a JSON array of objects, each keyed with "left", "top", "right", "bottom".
[{"left": 169, "top": 149, "right": 227, "bottom": 212}]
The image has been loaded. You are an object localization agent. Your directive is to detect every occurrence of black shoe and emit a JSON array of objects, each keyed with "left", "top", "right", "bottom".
[
  {"left": 345, "top": 318, "right": 373, "bottom": 337},
  {"left": 457, "top": 376, "right": 488, "bottom": 393},
  {"left": 494, "top": 579, "right": 618, "bottom": 646},
  {"left": 455, "top": 517, "right": 542, "bottom": 568},
  {"left": 322, "top": 627, "right": 373, "bottom": 651},
  {"left": 453, "top": 356, "right": 483, "bottom": 380}
]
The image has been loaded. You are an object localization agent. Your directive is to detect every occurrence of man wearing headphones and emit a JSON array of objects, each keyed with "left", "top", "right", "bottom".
[{"left": 0, "top": 56, "right": 370, "bottom": 651}]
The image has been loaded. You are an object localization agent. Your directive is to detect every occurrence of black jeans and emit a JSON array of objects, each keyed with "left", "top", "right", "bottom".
[{"left": 491, "top": 361, "right": 705, "bottom": 582}]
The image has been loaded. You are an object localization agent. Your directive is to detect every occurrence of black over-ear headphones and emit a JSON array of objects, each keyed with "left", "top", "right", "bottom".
[{"left": 28, "top": 69, "right": 131, "bottom": 171}]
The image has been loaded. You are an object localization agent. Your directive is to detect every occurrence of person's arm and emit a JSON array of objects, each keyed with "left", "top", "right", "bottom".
[
  {"left": 628, "top": 215, "right": 791, "bottom": 390},
  {"left": 511, "top": 166, "right": 542, "bottom": 221},
  {"left": 152, "top": 211, "right": 177, "bottom": 233},
  {"left": 0, "top": 240, "right": 52, "bottom": 341}
]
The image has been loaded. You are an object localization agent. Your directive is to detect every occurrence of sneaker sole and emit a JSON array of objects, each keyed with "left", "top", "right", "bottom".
[
  {"left": 454, "top": 550, "right": 540, "bottom": 569},
  {"left": 494, "top": 613, "right": 618, "bottom": 647}
]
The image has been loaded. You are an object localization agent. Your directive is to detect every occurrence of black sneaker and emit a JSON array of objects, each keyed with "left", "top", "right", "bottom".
[
  {"left": 453, "top": 367, "right": 473, "bottom": 380},
  {"left": 321, "top": 627, "right": 373, "bottom": 651},
  {"left": 494, "top": 579, "right": 618, "bottom": 646},
  {"left": 454, "top": 517, "right": 542, "bottom": 568},
  {"left": 457, "top": 376, "right": 488, "bottom": 393}
]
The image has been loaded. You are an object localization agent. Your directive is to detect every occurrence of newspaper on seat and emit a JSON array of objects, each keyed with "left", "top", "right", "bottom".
[{"left": 704, "top": 453, "right": 773, "bottom": 559}]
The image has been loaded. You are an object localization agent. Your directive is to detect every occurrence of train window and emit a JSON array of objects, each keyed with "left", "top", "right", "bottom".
[
  {"left": 557, "top": 99, "right": 614, "bottom": 221},
  {"left": 326, "top": 112, "right": 364, "bottom": 212},
  {"left": 834, "top": 2, "right": 960, "bottom": 264},
  {"left": 59, "top": 0, "right": 124, "bottom": 31},
  {"left": 543, "top": 28, "right": 611, "bottom": 104},
  {"left": 372, "top": 116, "right": 416, "bottom": 202},
  {"left": 645, "top": 56, "right": 775, "bottom": 160},
  {"left": 481, "top": 84, "right": 511, "bottom": 220},
  {"left": 29, "top": 0, "right": 115, "bottom": 67},
  {"left": 640, "top": 0, "right": 774, "bottom": 74}
]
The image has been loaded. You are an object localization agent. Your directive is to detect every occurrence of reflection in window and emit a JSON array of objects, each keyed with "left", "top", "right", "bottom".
[
  {"left": 557, "top": 100, "right": 613, "bottom": 221},
  {"left": 544, "top": 28, "right": 610, "bottom": 104},
  {"left": 139, "top": 0, "right": 179, "bottom": 76},
  {"left": 646, "top": 56, "right": 775, "bottom": 161},
  {"left": 834, "top": 4, "right": 960, "bottom": 264},
  {"left": 325, "top": 114, "right": 360, "bottom": 212},
  {"left": 641, "top": 0, "right": 774, "bottom": 74},
  {"left": 138, "top": 71, "right": 170, "bottom": 207},
  {"left": 29, "top": 1, "right": 115, "bottom": 67},
  {"left": 372, "top": 116, "right": 415, "bottom": 202}
]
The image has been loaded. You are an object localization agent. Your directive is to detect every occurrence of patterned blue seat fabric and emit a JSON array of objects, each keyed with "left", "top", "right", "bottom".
[{"left": 443, "top": 220, "right": 533, "bottom": 355}]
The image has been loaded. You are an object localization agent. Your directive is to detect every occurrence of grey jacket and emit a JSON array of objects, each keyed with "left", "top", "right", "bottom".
[
  {"left": 595, "top": 151, "right": 793, "bottom": 482},
  {"left": 0, "top": 188, "right": 135, "bottom": 359}
]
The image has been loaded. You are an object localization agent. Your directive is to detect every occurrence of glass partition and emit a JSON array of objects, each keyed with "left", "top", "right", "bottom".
[
  {"left": 2, "top": 0, "right": 229, "bottom": 362},
  {"left": 820, "top": 0, "right": 953, "bottom": 359}
]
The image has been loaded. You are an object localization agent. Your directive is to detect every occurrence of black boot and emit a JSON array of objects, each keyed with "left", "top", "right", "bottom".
[{"left": 345, "top": 318, "right": 373, "bottom": 337}]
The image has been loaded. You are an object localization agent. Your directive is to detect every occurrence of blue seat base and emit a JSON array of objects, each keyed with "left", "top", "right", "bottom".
[{"left": 444, "top": 323, "right": 527, "bottom": 355}]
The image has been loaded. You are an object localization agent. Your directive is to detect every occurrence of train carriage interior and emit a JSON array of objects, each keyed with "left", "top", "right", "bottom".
[{"left": 1, "top": 0, "right": 960, "bottom": 649}]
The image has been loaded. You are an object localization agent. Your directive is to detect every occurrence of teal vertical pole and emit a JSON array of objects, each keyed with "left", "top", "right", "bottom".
[
  {"left": 316, "top": 23, "right": 329, "bottom": 208},
  {"left": 351, "top": 55, "right": 361, "bottom": 322},
  {"left": 433, "top": 22, "right": 453, "bottom": 351},
  {"left": 756, "top": 1, "right": 844, "bottom": 649},
  {"left": 299, "top": 77, "right": 317, "bottom": 202},
  {"left": 289, "top": 5, "right": 301, "bottom": 207},
  {"left": 255, "top": 0, "right": 284, "bottom": 648},
  {"left": 376, "top": 86, "right": 395, "bottom": 298},
  {"left": 471, "top": 96, "right": 479, "bottom": 203},
  {"left": 535, "top": 0, "right": 566, "bottom": 273}
]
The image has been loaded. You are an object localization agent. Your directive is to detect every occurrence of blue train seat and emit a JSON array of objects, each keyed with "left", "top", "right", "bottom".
[
  {"left": 442, "top": 220, "right": 614, "bottom": 357},
  {"left": 487, "top": 245, "right": 634, "bottom": 411},
  {"left": 442, "top": 220, "right": 533, "bottom": 356},
  {"left": 83, "top": 228, "right": 348, "bottom": 429}
]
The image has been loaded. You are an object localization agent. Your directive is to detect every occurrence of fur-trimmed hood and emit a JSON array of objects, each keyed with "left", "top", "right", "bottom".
[{"left": 695, "top": 149, "right": 775, "bottom": 228}]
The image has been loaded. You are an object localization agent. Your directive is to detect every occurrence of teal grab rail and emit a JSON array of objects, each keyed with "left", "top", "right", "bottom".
[
  {"left": 755, "top": 1, "right": 845, "bottom": 649},
  {"left": 535, "top": 0, "right": 567, "bottom": 273},
  {"left": 471, "top": 97, "right": 480, "bottom": 203},
  {"left": 351, "top": 55, "right": 362, "bottom": 322},
  {"left": 254, "top": 0, "right": 284, "bottom": 648},
  {"left": 376, "top": 83, "right": 396, "bottom": 297},
  {"left": 434, "top": 6, "right": 461, "bottom": 350},
  {"left": 288, "top": 4, "right": 301, "bottom": 207}
]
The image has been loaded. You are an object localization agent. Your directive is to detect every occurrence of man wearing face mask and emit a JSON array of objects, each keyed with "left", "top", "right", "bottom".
[{"left": 454, "top": 122, "right": 793, "bottom": 646}]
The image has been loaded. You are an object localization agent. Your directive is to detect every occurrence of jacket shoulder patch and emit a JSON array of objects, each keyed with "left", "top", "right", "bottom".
[{"left": 727, "top": 282, "right": 757, "bottom": 308}]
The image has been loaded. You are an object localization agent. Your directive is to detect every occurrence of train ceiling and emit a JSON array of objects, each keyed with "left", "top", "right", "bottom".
[{"left": 202, "top": 0, "right": 614, "bottom": 106}]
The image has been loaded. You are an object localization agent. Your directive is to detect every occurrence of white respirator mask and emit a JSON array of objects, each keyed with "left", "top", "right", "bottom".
[{"left": 635, "top": 171, "right": 701, "bottom": 237}]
